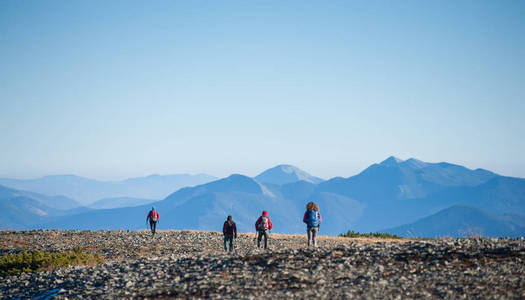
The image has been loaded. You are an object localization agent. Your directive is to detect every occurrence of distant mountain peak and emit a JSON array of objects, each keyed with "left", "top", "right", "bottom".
[
  {"left": 380, "top": 156, "right": 404, "bottom": 166},
  {"left": 406, "top": 158, "right": 423, "bottom": 163},
  {"left": 226, "top": 174, "right": 251, "bottom": 180},
  {"left": 275, "top": 164, "right": 301, "bottom": 173},
  {"left": 402, "top": 158, "right": 428, "bottom": 169},
  {"left": 255, "top": 165, "right": 324, "bottom": 185}
]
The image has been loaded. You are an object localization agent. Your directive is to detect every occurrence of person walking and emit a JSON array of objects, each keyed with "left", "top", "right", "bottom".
[
  {"left": 255, "top": 210, "right": 273, "bottom": 249},
  {"left": 303, "top": 202, "right": 322, "bottom": 247},
  {"left": 222, "top": 215, "right": 237, "bottom": 252},
  {"left": 146, "top": 207, "right": 160, "bottom": 236}
]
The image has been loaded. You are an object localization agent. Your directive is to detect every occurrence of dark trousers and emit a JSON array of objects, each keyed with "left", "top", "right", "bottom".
[
  {"left": 257, "top": 230, "right": 269, "bottom": 249},
  {"left": 150, "top": 220, "right": 157, "bottom": 235},
  {"left": 224, "top": 235, "right": 234, "bottom": 252}
]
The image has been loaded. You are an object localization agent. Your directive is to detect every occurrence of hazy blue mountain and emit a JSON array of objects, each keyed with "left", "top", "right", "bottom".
[
  {"left": 0, "top": 175, "right": 104, "bottom": 205},
  {"left": 461, "top": 176, "right": 525, "bottom": 214},
  {"left": 0, "top": 185, "right": 86, "bottom": 229},
  {"left": 319, "top": 156, "right": 496, "bottom": 202},
  {"left": 255, "top": 165, "right": 324, "bottom": 185},
  {"left": 8, "top": 157, "right": 525, "bottom": 238},
  {"left": 0, "top": 173, "right": 217, "bottom": 205},
  {"left": 0, "top": 185, "right": 81, "bottom": 210},
  {"left": 89, "top": 197, "right": 157, "bottom": 209},
  {"left": 316, "top": 156, "right": 500, "bottom": 231},
  {"left": 0, "top": 196, "right": 55, "bottom": 229},
  {"left": 410, "top": 176, "right": 525, "bottom": 217},
  {"left": 384, "top": 204, "right": 525, "bottom": 238},
  {"left": 280, "top": 180, "right": 317, "bottom": 201},
  {"left": 39, "top": 175, "right": 293, "bottom": 232},
  {"left": 38, "top": 174, "right": 359, "bottom": 235}
]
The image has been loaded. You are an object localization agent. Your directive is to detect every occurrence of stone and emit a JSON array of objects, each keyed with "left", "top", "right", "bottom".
[{"left": 0, "top": 230, "right": 523, "bottom": 299}]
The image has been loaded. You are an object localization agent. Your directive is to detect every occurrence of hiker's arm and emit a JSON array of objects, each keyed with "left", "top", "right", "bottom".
[
  {"left": 234, "top": 223, "right": 237, "bottom": 238},
  {"left": 303, "top": 211, "right": 307, "bottom": 223},
  {"left": 268, "top": 219, "right": 273, "bottom": 230},
  {"left": 318, "top": 211, "right": 322, "bottom": 224}
]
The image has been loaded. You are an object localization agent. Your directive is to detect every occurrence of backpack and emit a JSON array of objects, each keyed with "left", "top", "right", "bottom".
[
  {"left": 307, "top": 210, "right": 319, "bottom": 227},
  {"left": 151, "top": 210, "right": 158, "bottom": 222},
  {"left": 258, "top": 216, "right": 269, "bottom": 230},
  {"left": 225, "top": 221, "right": 234, "bottom": 235}
]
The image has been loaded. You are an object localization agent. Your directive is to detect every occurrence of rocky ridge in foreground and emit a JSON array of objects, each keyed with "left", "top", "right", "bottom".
[{"left": 1, "top": 230, "right": 524, "bottom": 299}]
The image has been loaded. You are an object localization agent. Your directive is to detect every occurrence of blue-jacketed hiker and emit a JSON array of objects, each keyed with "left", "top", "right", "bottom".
[{"left": 303, "top": 202, "right": 322, "bottom": 247}]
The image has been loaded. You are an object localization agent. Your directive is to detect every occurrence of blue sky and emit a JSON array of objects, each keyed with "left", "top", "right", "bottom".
[{"left": 1, "top": 0, "right": 524, "bottom": 180}]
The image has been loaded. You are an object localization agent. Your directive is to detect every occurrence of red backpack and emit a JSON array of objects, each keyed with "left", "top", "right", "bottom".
[{"left": 151, "top": 210, "right": 158, "bottom": 222}]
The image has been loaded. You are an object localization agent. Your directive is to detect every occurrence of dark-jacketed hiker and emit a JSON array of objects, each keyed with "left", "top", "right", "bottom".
[
  {"left": 223, "top": 215, "right": 237, "bottom": 252},
  {"left": 146, "top": 207, "right": 160, "bottom": 236},
  {"left": 303, "top": 202, "right": 322, "bottom": 247},
  {"left": 255, "top": 210, "right": 273, "bottom": 249}
]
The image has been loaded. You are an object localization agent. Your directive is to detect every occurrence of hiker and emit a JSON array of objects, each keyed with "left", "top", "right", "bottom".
[
  {"left": 146, "top": 207, "right": 160, "bottom": 236},
  {"left": 303, "top": 202, "right": 322, "bottom": 247},
  {"left": 255, "top": 210, "right": 273, "bottom": 249},
  {"left": 222, "top": 215, "right": 237, "bottom": 252}
]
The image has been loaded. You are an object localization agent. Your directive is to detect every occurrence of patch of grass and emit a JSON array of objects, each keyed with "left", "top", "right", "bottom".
[
  {"left": 0, "top": 246, "right": 104, "bottom": 277},
  {"left": 338, "top": 230, "right": 401, "bottom": 239}
]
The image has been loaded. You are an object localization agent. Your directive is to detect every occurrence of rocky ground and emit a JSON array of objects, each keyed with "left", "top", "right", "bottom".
[{"left": 0, "top": 230, "right": 524, "bottom": 299}]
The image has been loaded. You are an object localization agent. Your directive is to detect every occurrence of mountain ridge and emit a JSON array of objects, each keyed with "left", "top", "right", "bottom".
[
  {"left": 384, "top": 204, "right": 525, "bottom": 238},
  {"left": 2, "top": 156, "right": 523, "bottom": 237},
  {"left": 0, "top": 173, "right": 217, "bottom": 205}
]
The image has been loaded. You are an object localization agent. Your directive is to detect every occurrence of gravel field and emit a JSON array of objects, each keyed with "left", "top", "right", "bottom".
[{"left": 1, "top": 230, "right": 524, "bottom": 299}]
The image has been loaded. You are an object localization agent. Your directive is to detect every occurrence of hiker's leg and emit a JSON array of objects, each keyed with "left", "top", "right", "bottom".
[
  {"left": 229, "top": 236, "right": 233, "bottom": 252},
  {"left": 257, "top": 231, "right": 262, "bottom": 248},
  {"left": 312, "top": 227, "right": 318, "bottom": 247},
  {"left": 150, "top": 221, "right": 154, "bottom": 233},
  {"left": 307, "top": 226, "right": 312, "bottom": 247},
  {"left": 224, "top": 236, "right": 228, "bottom": 251},
  {"left": 153, "top": 221, "right": 157, "bottom": 235},
  {"left": 263, "top": 230, "right": 269, "bottom": 249}
]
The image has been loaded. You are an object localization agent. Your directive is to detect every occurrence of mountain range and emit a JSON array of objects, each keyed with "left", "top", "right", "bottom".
[
  {"left": 1, "top": 157, "right": 524, "bottom": 237},
  {"left": 0, "top": 185, "right": 88, "bottom": 229},
  {"left": 386, "top": 204, "right": 525, "bottom": 238},
  {"left": 0, "top": 173, "right": 217, "bottom": 205}
]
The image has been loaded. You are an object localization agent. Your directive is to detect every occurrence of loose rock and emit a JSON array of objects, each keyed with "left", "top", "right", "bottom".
[{"left": 0, "top": 230, "right": 523, "bottom": 299}]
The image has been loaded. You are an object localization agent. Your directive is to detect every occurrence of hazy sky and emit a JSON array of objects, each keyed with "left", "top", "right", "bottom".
[{"left": 1, "top": 0, "right": 524, "bottom": 180}]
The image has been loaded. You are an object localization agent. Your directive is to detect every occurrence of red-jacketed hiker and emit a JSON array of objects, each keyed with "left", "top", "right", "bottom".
[
  {"left": 146, "top": 207, "right": 160, "bottom": 236},
  {"left": 255, "top": 211, "right": 273, "bottom": 249}
]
